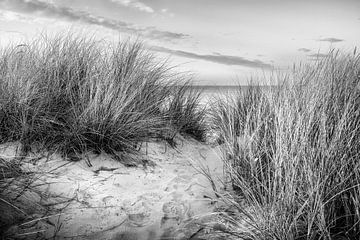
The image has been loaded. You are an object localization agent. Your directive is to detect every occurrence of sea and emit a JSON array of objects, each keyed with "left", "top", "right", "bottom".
[{"left": 190, "top": 85, "right": 273, "bottom": 105}]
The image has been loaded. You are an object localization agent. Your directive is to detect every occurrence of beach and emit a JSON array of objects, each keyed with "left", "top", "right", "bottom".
[
  {"left": 0, "top": 135, "right": 226, "bottom": 239},
  {"left": 1, "top": 32, "right": 359, "bottom": 240}
]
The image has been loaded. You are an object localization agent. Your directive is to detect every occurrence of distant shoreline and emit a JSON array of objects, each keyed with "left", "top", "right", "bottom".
[{"left": 189, "top": 85, "right": 275, "bottom": 87}]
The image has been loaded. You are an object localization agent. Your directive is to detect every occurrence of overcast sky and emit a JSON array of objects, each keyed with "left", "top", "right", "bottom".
[{"left": 0, "top": 0, "right": 359, "bottom": 85}]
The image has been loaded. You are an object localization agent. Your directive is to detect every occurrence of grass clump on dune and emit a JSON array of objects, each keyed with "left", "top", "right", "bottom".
[
  {"left": 0, "top": 34, "right": 206, "bottom": 161},
  {"left": 167, "top": 84, "right": 207, "bottom": 142},
  {"left": 0, "top": 154, "right": 54, "bottom": 239},
  {"left": 211, "top": 51, "right": 360, "bottom": 239},
  {"left": 0, "top": 33, "right": 206, "bottom": 237}
]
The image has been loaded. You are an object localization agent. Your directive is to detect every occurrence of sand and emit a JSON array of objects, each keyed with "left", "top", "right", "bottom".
[{"left": 0, "top": 135, "right": 225, "bottom": 239}]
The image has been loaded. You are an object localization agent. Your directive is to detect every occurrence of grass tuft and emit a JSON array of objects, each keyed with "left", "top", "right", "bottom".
[
  {"left": 0, "top": 33, "right": 207, "bottom": 237},
  {"left": 167, "top": 83, "right": 207, "bottom": 142},
  {"left": 0, "top": 153, "right": 52, "bottom": 239},
  {"left": 211, "top": 51, "right": 360, "bottom": 239},
  {"left": 0, "top": 34, "right": 206, "bottom": 161}
]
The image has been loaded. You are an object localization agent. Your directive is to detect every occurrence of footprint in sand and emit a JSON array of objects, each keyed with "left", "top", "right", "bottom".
[
  {"left": 161, "top": 201, "right": 190, "bottom": 228},
  {"left": 123, "top": 201, "right": 152, "bottom": 227},
  {"left": 113, "top": 227, "right": 158, "bottom": 240},
  {"left": 127, "top": 212, "right": 151, "bottom": 227}
]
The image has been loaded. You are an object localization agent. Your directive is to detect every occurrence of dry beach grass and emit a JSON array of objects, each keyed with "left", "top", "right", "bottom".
[
  {"left": 1, "top": 33, "right": 360, "bottom": 240},
  {"left": 0, "top": 34, "right": 206, "bottom": 160},
  {"left": 0, "top": 34, "right": 209, "bottom": 239},
  {"left": 210, "top": 51, "right": 360, "bottom": 239}
]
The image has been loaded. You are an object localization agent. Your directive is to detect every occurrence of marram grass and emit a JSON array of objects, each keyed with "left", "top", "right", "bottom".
[
  {"left": 211, "top": 51, "right": 360, "bottom": 239},
  {"left": 0, "top": 34, "right": 206, "bottom": 160},
  {"left": 0, "top": 34, "right": 207, "bottom": 238}
]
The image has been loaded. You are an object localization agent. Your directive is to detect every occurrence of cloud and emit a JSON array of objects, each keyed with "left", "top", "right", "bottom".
[
  {"left": 150, "top": 46, "right": 273, "bottom": 68},
  {"left": 0, "top": 9, "right": 31, "bottom": 21},
  {"left": 110, "top": 0, "right": 154, "bottom": 13},
  {"left": 0, "top": 27, "right": 22, "bottom": 33},
  {"left": 318, "top": 37, "right": 344, "bottom": 43},
  {"left": 0, "top": 29, "right": 22, "bottom": 34},
  {"left": 160, "top": 8, "right": 174, "bottom": 17},
  {"left": 308, "top": 53, "right": 329, "bottom": 59},
  {"left": 142, "top": 27, "right": 186, "bottom": 41},
  {"left": 298, "top": 48, "right": 311, "bottom": 53},
  {"left": 0, "top": 0, "right": 188, "bottom": 41}
]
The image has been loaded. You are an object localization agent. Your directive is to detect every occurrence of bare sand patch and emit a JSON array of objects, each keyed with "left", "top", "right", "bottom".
[{"left": 0, "top": 136, "right": 224, "bottom": 239}]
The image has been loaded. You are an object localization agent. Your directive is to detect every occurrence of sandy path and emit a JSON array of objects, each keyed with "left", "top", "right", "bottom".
[{"left": 1, "top": 136, "right": 224, "bottom": 239}]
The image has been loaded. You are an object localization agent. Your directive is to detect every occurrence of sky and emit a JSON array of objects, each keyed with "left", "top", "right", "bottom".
[{"left": 0, "top": 0, "right": 359, "bottom": 85}]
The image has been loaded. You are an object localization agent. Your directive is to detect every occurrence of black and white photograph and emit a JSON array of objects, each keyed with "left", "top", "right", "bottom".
[{"left": 0, "top": 0, "right": 359, "bottom": 239}]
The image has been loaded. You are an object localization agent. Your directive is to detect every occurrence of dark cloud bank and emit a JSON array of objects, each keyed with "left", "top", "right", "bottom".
[
  {"left": 308, "top": 53, "right": 329, "bottom": 59},
  {"left": 0, "top": 0, "right": 188, "bottom": 41},
  {"left": 151, "top": 46, "right": 273, "bottom": 68},
  {"left": 318, "top": 37, "right": 344, "bottom": 43},
  {"left": 0, "top": 0, "right": 272, "bottom": 68},
  {"left": 298, "top": 48, "right": 311, "bottom": 53}
]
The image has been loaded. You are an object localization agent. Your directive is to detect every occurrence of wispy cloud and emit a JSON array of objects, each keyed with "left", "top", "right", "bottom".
[
  {"left": 308, "top": 53, "right": 329, "bottom": 59},
  {"left": 160, "top": 8, "right": 174, "bottom": 17},
  {"left": 318, "top": 37, "right": 344, "bottom": 43},
  {"left": 298, "top": 48, "right": 311, "bottom": 53},
  {"left": 0, "top": 0, "right": 188, "bottom": 41},
  {"left": 151, "top": 46, "right": 272, "bottom": 68},
  {"left": 0, "top": 29, "right": 22, "bottom": 34},
  {"left": 110, "top": 0, "right": 154, "bottom": 13},
  {"left": 0, "top": 9, "right": 31, "bottom": 21}
]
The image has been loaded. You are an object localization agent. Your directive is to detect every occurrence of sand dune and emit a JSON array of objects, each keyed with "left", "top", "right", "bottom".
[{"left": 0, "top": 136, "right": 224, "bottom": 239}]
